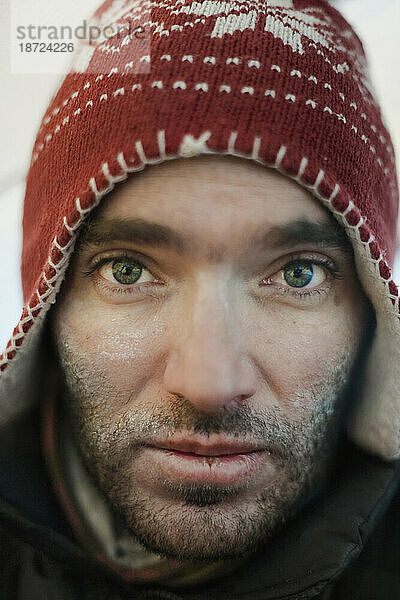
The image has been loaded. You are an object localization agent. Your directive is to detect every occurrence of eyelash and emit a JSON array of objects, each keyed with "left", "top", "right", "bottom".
[
  {"left": 83, "top": 252, "right": 342, "bottom": 300},
  {"left": 83, "top": 252, "right": 163, "bottom": 297},
  {"left": 260, "top": 256, "right": 342, "bottom": 299}
]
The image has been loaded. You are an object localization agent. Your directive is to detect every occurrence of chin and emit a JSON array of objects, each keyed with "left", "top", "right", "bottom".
[{"left": 110, "top": 489, "right": 297, "bottom": 561}]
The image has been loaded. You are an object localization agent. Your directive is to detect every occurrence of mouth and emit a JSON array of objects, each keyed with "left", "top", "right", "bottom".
[
  {"left": 151, "top": 437, "right": 267, "bottom": 456},
  {"left": 142, "top": 436, "right": 276, "bottom": 486}
]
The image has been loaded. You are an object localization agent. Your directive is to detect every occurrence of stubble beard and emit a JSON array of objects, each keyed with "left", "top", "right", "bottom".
[{"left": 55, "top": 341, "right": 359, "bottom": 561}]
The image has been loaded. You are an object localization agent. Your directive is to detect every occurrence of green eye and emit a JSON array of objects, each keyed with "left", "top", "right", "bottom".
[
  {"left": 111, "top": 260, "right": 142, "bottom": 285},
  {"left": 283, "top": 263, "right": 314, "bottom": 288}
]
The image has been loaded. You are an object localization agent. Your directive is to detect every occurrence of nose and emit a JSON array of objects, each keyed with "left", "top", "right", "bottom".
[{"left": 163, "top": 274, "right": 257, "bottom": 413}]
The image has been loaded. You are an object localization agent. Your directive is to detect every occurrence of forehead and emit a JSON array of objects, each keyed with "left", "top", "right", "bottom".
[
  {"left": 76, "top": 155, "right": 353, "bottom": 265},
  {"left": 95, "top": 155, "right": 331, "bottom": 232}
]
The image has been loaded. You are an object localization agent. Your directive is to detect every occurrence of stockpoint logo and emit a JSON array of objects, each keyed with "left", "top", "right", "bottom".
[
  {"left": 16, "top": 19, "right": 147, "bottom": 46},
  {"left": 10, "top": 3, "right": 151, "bottom": 76}
]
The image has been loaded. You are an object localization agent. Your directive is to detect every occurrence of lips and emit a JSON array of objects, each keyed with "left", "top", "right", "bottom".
[
  {"left": 150, "top": 437, "right": 267, "bottom": 456},
  {"left": 142, "top": 436, "right": 275, "bottom": 486}
]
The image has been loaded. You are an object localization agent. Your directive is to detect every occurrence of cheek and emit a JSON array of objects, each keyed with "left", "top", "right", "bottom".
[
  {"left": 53, "top": 295, "right": 168, "bottom": 404},
  {"left": 249, "top": 301, "right": 365, "bottom": 404}
]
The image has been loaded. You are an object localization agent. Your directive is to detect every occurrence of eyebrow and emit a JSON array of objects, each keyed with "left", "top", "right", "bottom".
[
  {"left": 78, "top": 216, "right": 353, "bottom": 257},
  {"left": 259, "top": 219, "right": 353, "bottom": 254}
]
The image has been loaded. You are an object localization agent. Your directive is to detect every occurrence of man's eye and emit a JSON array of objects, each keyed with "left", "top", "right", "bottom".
[
  {"left": 273, "top": 261, "right": 326, "bottom": 289},
  {"left": 99, "top": 259, "right": 155, "bottom": 285}
]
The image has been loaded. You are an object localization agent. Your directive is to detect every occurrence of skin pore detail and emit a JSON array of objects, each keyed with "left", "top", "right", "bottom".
[{"left": 50, "top": 155, "right": 372, "bottom": 561}]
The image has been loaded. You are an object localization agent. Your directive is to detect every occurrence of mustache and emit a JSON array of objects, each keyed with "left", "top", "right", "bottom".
[
  {"left": 109, "top": 396, "right": 325, "bottom": 461},
  {"left": 121, "top": 396, "right": 280, "bottom": 438}
]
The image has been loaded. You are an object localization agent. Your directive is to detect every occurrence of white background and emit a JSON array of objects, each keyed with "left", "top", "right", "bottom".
[{"left": 0, "top": 0, "right": 399, "bottom": 349}]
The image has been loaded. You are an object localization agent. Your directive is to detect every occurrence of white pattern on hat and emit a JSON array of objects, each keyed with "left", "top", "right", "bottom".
[
  {"left": 179, "top": 131, "right": 212, "bottom": 157},
  {"left": 264, "top": 9, "right": 335, "bottom": 54}
]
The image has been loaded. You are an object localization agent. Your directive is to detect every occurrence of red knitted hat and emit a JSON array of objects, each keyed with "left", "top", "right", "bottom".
[{"left": 1, "top": 0, "right": 399, "bottom": 460}]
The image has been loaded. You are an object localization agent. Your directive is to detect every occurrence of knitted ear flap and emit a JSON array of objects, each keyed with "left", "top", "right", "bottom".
[{"left": 0, "top": 0, "right": 399, "bottom": 461}]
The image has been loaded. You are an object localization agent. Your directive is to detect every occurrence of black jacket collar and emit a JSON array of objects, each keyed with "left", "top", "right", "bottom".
[{"left": 1, "top": 404, "right": 400, "bottom": 599}]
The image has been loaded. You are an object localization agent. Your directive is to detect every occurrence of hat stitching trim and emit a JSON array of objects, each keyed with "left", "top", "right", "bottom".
[{"left": 2, "top": 130, "right": 399, "bottom": 371}]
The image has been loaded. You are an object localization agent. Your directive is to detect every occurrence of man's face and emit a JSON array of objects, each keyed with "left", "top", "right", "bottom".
[{"left": 51, "top": 155, "right": 370, "bottom": 561}]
